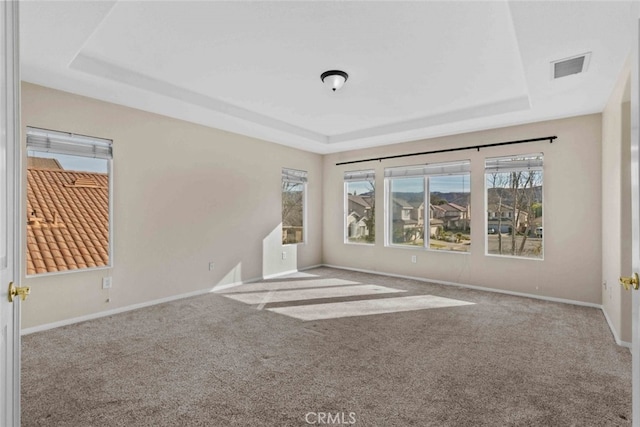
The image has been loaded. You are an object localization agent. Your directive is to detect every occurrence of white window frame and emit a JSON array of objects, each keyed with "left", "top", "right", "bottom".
[
  {"left": 344, "top": 169, "right": 375, "bottom": 245},
  {"left": 282, "top": 168, "right": 307, "bottom": 246},
  {"left": 484, "top": 153, "right": 544, "bottom": 260},
  {"left": 384, "top": 161, "right": 471, "bottom": 253},
  {"left": 25, "top": 126, "right": 114, "bottom": 276}
]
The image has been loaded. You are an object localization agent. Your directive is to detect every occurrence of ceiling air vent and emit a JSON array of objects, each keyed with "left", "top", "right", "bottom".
[{"left": 551, "top": 53, "right": 591, "bottom": 79}]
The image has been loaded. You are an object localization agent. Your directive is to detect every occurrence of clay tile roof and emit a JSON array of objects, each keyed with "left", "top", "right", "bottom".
[
  {"left": 26, "top": 167, "right": 109, "bottom": 275},
  {"left": 26, "top": 157, "right": 63, "bottom": 170}
]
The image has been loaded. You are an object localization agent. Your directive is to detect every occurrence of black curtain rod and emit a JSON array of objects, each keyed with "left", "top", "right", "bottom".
[{"left": 335, "top": 136, "right": 557, "bottom": 166}]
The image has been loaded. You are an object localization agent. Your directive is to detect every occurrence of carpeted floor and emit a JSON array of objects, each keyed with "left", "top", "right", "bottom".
[{"left": 21, "top": 267, "right": 631, "bottom": 426}]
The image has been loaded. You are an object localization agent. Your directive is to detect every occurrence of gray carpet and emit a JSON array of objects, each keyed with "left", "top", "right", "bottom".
[{"left": 22, "top": 267, "right": 631, "bottom": 426}]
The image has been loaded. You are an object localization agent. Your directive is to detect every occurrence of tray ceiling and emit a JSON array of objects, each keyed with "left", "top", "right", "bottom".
[{"left": 20, "top": 1, "right": 637, "bottom": 154}]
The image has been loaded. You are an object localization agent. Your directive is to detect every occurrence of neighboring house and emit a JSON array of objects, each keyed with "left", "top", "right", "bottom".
[
  {"left": 393, "top": 198, "right": 414, "bottom": 222},
  {"left": 430, "top": 202, "right": 470, "bottom": 231},
  {"left": 346, "top": 212, "right": 369, "bottom": 240},
  {"left": 348, "top": 194, "right": 372, "bottom": 218},
  {"left": 392, "top": 198, "right": 422, "bottom": 242},
  {"left": 487, "top": 203, "right": 529, "bottom": 234},
  {"left": 346, "top": 194, "right": 373, "bottom": 240},
  {"left": 26, "top": 160, "right": 109, "bottom": 275},
  {"left": 429, "top": 218, "right": 444, "bottom": 238},
  {"left": 430, "top": 204, "right": 447, "bottom": 220}
]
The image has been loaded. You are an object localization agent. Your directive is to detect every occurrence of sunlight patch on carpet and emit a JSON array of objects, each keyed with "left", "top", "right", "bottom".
[
  {"left": 268, "top": 295, "right": 475, "bottom": 321},
  {"left": 224, "top": 284, "right": 405, "bottom": 305}
]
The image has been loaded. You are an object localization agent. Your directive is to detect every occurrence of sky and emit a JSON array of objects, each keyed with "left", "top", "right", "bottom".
[{"left": 28, "top": 151, "right": 108, "bottom": 173}]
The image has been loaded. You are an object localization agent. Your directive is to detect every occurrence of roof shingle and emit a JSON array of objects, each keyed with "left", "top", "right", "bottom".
[{"left": 26, "top": 166, "right": 109, "bottom": 275}]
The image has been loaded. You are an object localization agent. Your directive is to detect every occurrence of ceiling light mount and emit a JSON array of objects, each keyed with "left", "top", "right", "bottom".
[{"left": 321, "top": 70, "right": 348, "bottom": 92}]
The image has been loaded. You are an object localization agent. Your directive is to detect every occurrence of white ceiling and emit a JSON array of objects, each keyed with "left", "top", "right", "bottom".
[{"left": 20, "top": 1, "right": 638, "bottom": 154}]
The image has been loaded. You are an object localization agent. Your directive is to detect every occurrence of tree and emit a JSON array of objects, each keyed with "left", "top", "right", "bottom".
[
  {"left": 282, "top": 181, "right": 303, "bottom": 243},
  {"left": 487, "top": 172, "right": 510, "bottom": 254},
  {"left": 487, "top": 170, "right": 542, "bottom": 257},
  {"left": 363, "top": 180, "right": 376, "bottom": 242}
]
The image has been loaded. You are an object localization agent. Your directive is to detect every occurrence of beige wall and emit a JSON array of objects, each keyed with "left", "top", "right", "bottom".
[
  {"left": 602, "top": 60, "right": 633, "bottom": 344},
  {"left": 21, "top": 82, "right": 323, "bottom": 329},
  {"left": 324, "top": 114, "right": 603, "bottom": 304},
  {"left": 20, "top": 81, "right": 616, "bottom": 331}
]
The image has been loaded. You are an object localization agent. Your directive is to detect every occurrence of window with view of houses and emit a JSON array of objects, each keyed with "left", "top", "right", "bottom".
[
  {"left": 344, "top": 170, "right": 375, "bottom": 244},
  {"left": 485, "top": 154, "right": 543, "bottom": 259},
  {"left": 25, "top": 127, "right": 113, "bottom": 275},
  {"left": 282, "top": 168, "right": 307, "bottom": 245},
  {"left": 385, "top": 161, "right": 471, "bottom": 252},
  {"left": 428, "top": 173, "right": 470, "bottom": 252}
]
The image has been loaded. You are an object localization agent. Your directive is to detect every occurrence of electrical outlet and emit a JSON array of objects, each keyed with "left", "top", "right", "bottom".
[
  {"left": 282, "top": 252, "right": 287, "bottom": 260},
  {"left": 209, "top": 262, "right": 215, "bottom": 271},
  {"left": 411, "top": 255, "right": 417, "bottom": 263},
  {"left": 102, "top": 277, "right": 112, "bottom": 289}
]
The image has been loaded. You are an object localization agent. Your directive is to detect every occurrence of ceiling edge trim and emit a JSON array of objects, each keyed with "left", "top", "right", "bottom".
[
  {"left": 69, "top": 53, "right": 328, "bottom": 144},
  {"left": 327, "top": 95, "right": 532, "bottom": 144}
]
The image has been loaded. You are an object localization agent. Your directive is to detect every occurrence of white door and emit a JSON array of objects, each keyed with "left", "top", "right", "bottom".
[
  {"left": 0, "top": 1, "right": 22, "bottom": 426},
  {"left": 632, "top": 15, "right": 640, "bottom": 427}
]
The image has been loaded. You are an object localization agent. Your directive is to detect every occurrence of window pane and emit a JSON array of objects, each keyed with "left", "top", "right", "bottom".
[
  {"left": 282, "top": 180, "right": 304, "bottom": 244},
  {"left": 429, "top": 174, "right": 470, "bottom": 252},
  {"left": 346, "top": 179, "right": 375, "bottom": 244},
  {"left": 389, "top": 177, "right": 424, "bottom": 246},
  {"left": 486, "top": 169, "right": 543, "bottom": 258},
  {"left": 26, "top": 151, "right": 110, "bottom": 275}
]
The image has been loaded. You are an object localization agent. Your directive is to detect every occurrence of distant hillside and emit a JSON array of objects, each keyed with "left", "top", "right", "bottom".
[
  {"left": 431, "top": 192, "right": 470, "bottom": 206},
  {"left": 392, "top": 186, "right": 542, "bottom": 208},
  {"left": 392, "top": 192, "right": 425, "bottom": 207}
]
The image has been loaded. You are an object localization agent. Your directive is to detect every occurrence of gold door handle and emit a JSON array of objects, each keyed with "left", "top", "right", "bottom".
[
  {"left": 8, "top": 282, "right": 30, "bottom": 302},
  {"left": 619, "top": 273, "right": 640, "bottom": 291}
]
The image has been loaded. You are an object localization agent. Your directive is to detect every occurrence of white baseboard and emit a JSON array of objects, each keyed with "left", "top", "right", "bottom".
[
  {"left": 300, "top": 264, "right": 324, "bottom": 271},
  {"left": 21, "top": 264, "right": 327, "bottom": 335},
  {"left": 322, "top": 264, "right": 605, "bottom": 309},
  {"left": 262, "top": 269, "right": 299, "bottom": 280},
  {"left": 22, "top": 275, "right": 262, "bottom": 335},
  {"left": 601, "top": 307, "right": 632, "bottom": 349},
  {"left": 261, "top": 265, "right": 324, "bottom": 280}
]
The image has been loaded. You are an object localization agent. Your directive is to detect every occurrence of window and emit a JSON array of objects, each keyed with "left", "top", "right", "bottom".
[
  {"left": 428, "top": 172, "right": 470, "bottom": 252},
  {"left": 388, "top": 174, "right": 424, "bottom": 246},
  {"left": 485, "top": 154, "right": 543, "bottom": 259},
  {"left": 344, "top": 170, "right": 375, "bottom": 244},
  {"left": 25, "top": 127, "right": 113, "bottom": 275},
  {"left": 385, "top": 161, "right": 470, "bottom": 252},
  {"left": 282, "top": 168, "right": 307, "bottom": 245}
]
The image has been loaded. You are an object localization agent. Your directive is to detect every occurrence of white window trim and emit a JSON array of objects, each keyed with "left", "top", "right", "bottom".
[
  {"left": 282, "top": 168, "right": 307, "bottom": 246},
  {"left": 344, "top": 170, "right": 375, "bottom": 246},
  {"left": 426, "top": 173, "right": 471, "bottom": 254},
  {"left": 384, "top": 161, "right": 471, "bottom": 254},
  {"left": 484, "top": 153, "right": 544, "bottom": 260},
  {"left": 25, "top": 127, "right": 114, "bottom": 276}
]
